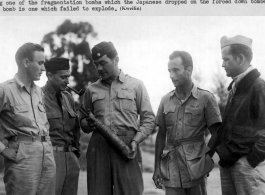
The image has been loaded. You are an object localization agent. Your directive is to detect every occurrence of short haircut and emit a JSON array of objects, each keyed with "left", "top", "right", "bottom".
[
  {"left": 106, "top": 50, "right": 118, "bottom": 60},
  {"left": 15, "top": 43, "right": 44, "bottom": 66},
  {"left": 169, "top": 51, "right": 193, "bottom": 69},
  {"left": 228, "top": 44, "right": 253, "bottom": 62}
]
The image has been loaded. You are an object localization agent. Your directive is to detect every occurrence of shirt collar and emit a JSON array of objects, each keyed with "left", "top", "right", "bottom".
[
  {"left": 100, "top": 69, "right": 125, "bottom": 85},
  {"left": 118, "top": 69, "right": 125, "bottom": 83},
  {"left": 232, "top": 66, "right": 254, "bottom": 88},
  {"left": 170, "top": 83, "right": 198, "bottom": 99},
  {"left": 44, "top": 82, "right": 58, "bottom": 96},
  {"left": 14, "top": 74, "right": 37, "bottom": 90},
  {"left": 190, "top": 84, "right": 199, "bottom": 99}
]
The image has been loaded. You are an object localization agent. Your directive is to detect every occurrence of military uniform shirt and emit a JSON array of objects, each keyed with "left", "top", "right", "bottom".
[
  {"left": 82, "top": 70, "right": 155, "bottom": 143},
  {"left": 0, "top": 74, "right": 49, "bottom": 152},
  {"left": 42, "top": 83, "right": 80, "bottom": 149},
  {"left": 156, "top": 84, "right": 222, "bottom": 187}
]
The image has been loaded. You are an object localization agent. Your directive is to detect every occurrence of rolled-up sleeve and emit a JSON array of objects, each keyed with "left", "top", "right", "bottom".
[
  {"left": 132, "top": 81, "right": 155, "bottom": 143},
  {"left": 204, "top": 94, "right": 222, "bottom": 127},
  {"left": 155, "top": 98, "right": 166, "bottom": 129}
]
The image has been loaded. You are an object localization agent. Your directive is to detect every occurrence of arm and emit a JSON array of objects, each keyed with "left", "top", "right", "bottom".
[
  {"left": 247, "top": 84, "right": 265, "bottom": 167},
  {"left": 152, "top": 125, "right": 167, "bottom": 189},
  {"left": 207, "top": 123, "right": 221, "bottom": 157},
  {"left": 132, "top": 81, "right": 155, "bottom": 144},
  {"left": 80, "top": 88, "right": 95, "bottom": 134},
  {"left": 152, "top": 99, "right": 167, "bottom": 189},
  {"left": 71, "top": 95, "right": 81, "bottom": 158},
  {"left": 204, "top": 93, "right": 222, "bottom": 157},
  {"left": 129, "top": 81, "right": 155, "bottom": 159},
  {"left": 0, "top": 87, "right": 18, "bottom": 161}
]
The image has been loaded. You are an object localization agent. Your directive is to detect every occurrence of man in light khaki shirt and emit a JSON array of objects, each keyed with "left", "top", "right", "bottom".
[
  {"left": 0, "top": 43, "right": 56, "bottom": 195},
  {"left": 153, "top": 51, "right": 221, "bottom": 195},
  {"left": 81, "top": 41, "right": 155, "bottom": 195}
]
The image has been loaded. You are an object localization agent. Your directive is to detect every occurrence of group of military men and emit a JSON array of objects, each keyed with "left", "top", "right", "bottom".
[{"left": 0, "top": 34, "right": 264, "bottom": 195}]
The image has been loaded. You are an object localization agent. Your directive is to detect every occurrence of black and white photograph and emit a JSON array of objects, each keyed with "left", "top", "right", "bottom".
[{"left": 0, "top": 16, "right": 265, "bottom": 195}]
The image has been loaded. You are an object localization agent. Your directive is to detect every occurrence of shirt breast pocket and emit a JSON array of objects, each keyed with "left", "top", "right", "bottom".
[
  {"left": 117, "top": 90, "right": 136, "bottom": 113},
  {"left": 12, "top": 104, "right": 33, "bottom": 127},
  {"left": 184, "top": 106, "right": 203, "bottom": 127},
  {"left": 46, "top": 112, "right": 61, "bottom": 130},
  {"left": 163, "top": 105, "right": 176, "bottom": 127},
  {"left": 92, "top": 92, "right": 106, "bottom": 116}
]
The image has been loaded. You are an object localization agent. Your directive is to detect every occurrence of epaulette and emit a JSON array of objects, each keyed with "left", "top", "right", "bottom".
[
  {"left": 168, "top": 89, "right": 175, "bottom": 94},
  {"left": 197, "top": 87, "right": 214, "bottom": 95}
]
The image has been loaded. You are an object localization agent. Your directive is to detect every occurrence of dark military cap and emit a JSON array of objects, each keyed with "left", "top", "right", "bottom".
[
  {"left": 92, "top": 42, "right": 116, "bottom": 61},
  {"left": 44, "top": 57, "right": 70, "bottom": 72}
]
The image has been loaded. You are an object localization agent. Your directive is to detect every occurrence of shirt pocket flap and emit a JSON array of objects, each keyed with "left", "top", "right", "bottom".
[
  {"left": 183, "top": 142, "right": 209, "bottom": 160},
  {"left": 117, "top": 91, "right": 134, "bottom": 100},
  {"left": 160, "top": 149, "right": 171, "bottom": 179},
  {"left": 14, "top": 105, "right": 30, "bottom": 113},
  {"left": 185, "top": 106, "right": 203, "bottom": 115},
  {"left": 46, "top": 112, "right": 60, "bottom": 119},
  {"left": 92, "top": 93, "right": 106, "bottom": 103},
  {"left": 164, "top": 105, "right": 176, "bottom": 114}
]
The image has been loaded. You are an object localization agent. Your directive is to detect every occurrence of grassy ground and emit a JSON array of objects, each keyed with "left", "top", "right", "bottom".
[{"left": 0, "top": 151, "right": 221, "bottom": 195}]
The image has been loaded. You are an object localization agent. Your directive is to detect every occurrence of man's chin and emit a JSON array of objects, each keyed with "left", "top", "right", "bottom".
[
  {"left": 61, "top": 87, "right": 67, "bottom": 91},
  {"left": 33, "top": 77, "right": 40, "bottom": 81}
]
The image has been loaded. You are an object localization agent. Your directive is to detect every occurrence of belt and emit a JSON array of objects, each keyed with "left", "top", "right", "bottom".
[
  {"left": 8, "top": 134, "right": 47, "bottom": 143},
  {"left": 53, "top": 145, "right": 75, "bottom": 152},
  {"left": 167, "top": 135, "right": 204, "bottom": 147}
]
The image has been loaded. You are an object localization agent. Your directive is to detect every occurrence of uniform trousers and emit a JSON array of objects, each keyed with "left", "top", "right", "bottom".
[
  {"left": 53, "top": 150, "right": 80, "bottom": 195},
  {"left": 220, "top": 156, "right": 265, "bottom": 195},
  {"left": 165, "top": 177, "right": 207, "bottom": 195},
  {"left": 4, "top": 141, "right": 56, "bottom": 195},
  {"left": 86, "top": 131, "right": 143, "bottom": 195}
]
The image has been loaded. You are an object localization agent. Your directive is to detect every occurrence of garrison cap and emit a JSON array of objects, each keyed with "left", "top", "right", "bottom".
[
  {"left": 220, "top": 35, "right": 252, "bottom": 49},
  {"left": 44, "top": 57, "right": 70, "bottom": 72},
  {"left": 92, "top": 41, "right": 116, "bottom": 61}
]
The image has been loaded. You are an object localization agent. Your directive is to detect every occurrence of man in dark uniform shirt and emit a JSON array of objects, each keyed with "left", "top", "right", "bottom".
[{"left": 42, "top": 57, "right": 81, "bottom": 195}]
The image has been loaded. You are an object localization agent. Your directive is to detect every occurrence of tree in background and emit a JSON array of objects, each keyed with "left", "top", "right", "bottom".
[
  {"left": 212, "top": 67, "right": 230, "bottom": 116},
  {"left": 42, "top": 19, "right": 99, "bottom": 99},
  {"left": 42, "top": 20, "right": 99, "bottom": 170}
]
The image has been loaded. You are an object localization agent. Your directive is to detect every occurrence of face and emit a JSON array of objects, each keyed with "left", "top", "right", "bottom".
[
  {"left": 25, "top": 51, "right": 45, "bottom": 81},
  {"left": 49, "top": 70, "right": 70, "bottom": 92},
  {"left": 168, "top": 57, "right": 191, "bottom": 88},
  {"left": 94, "top": 55, "right": 118, "bottom": 81},
  {"left": 221, "top": 46, "right": 241, "bottom": 77}
]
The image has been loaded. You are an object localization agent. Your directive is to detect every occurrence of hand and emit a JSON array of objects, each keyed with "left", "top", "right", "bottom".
[
  {"left": 1, "top": 144, "right": 19, "bottom": 162},
  {"left": 152, "top": 168, "right": 163, "bottom": 189},
  {"left": 82, "top": 118, "right": 97, "bottom": 131},
  {"left": 127, "top": 140, "right": 138, "bottom": 160}
]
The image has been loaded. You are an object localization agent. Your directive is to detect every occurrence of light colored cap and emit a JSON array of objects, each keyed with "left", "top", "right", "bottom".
[{"left": 220, "top": 35, "right": 252, "bottom": 49}]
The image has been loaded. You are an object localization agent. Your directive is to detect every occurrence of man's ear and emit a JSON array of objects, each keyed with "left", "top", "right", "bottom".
[
  {"left": 187, "top": 66, "right": 193, "bottom": 76},
  {"left": 114, "top": 56, "right": 119, "bottom": 65},
  {"left": 22, "top": 58, "right": 30, "bottom": 68},
  {"left": 47, "top": 72, "right": 53, "bottom": 80},
  {"left": 237, "top": 54, "right": 245, "bottom": 65}
]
